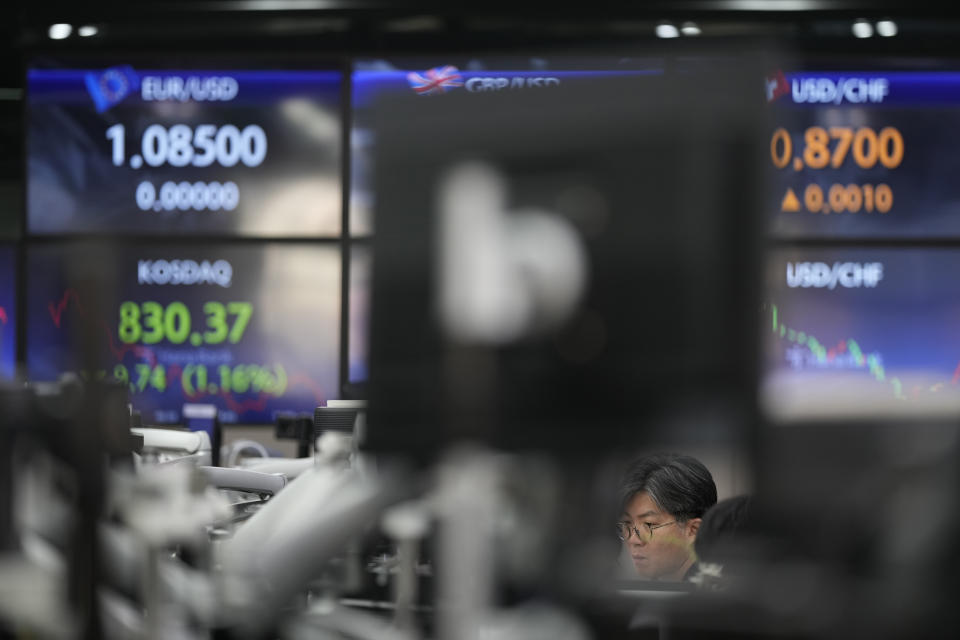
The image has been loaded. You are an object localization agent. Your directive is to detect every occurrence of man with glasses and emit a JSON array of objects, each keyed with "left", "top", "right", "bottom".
[{"left": 618, "top": 453, "right": 717, "bottom": 581}]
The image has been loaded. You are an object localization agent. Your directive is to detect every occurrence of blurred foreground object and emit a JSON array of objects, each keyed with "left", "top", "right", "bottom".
[
  {"left": 366, "top": 59, "right": 766, "bottom": 638},
  {"left": 367, "top": 64, "right": 765, "bottom": 461}
]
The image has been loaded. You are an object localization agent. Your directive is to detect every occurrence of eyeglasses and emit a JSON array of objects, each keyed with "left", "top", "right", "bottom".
[{"left": 616, "top": 520, "right": 677, "bottom": 542}]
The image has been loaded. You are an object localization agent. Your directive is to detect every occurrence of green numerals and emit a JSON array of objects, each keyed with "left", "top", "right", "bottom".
[
  {"left": 141, "top": 302, "right": 164, "bottom": 344},
  {"left": 119, "top": 300, "right": 252, "bottom": 345},
  {"left": 111, "top": 363, "right": 165, "bottom": 394},
  {"left": 227, "top": 302, "right": 252, "bottom": 344},
  {"left": 203, "top": 301, "right": 229, "bottom": 343},
  {"left": 217, "top": 364, "right": 286, "bottom": 396},
  {"left": 164, "top": 302, "right": 190, "bottom": 344},
  {"left": 133, "top": 363, "right": 167, "bottom": 392},
  {"left": 184, "top": 363, "right": 284, "bottom": 397},
  {"left": 203, "top": 301, "right": 253, "bottom": 344},
  {"left": 119, "top": 302, "right": 142, "bottom": 344}
]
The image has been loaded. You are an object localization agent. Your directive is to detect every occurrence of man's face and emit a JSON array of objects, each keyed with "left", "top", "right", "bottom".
[{"left": 621, "top": 491, "right": 700, "bottom": 581}]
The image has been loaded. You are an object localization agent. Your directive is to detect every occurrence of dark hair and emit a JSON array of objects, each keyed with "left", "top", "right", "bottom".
[
  {"left": 693, "top": 495, "right": 754, "bottom": 565},
  {"left": 620, "top": 453, "right": 717, "bottom": 522}
]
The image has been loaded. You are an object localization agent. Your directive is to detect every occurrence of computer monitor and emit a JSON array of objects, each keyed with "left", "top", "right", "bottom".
[
  {"left": 763, "top": 63, "right": 960, "bottom": 421},
  {"left": 26, "top": 58, "right": 343, "bottom": 237},
  {"left": 25, "top": 241, "right": 341, "bottom": 425},
  {"left": 364, "top": 65, "right": 764, "bottom": 460}
]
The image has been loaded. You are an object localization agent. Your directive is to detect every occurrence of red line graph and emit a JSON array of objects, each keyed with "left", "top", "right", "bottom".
[
  {"left": 183, "top": 390, "right": 280, "bottom": 415},
  {"left": 167, "top": 364, "right": 183, "bottom": 387},
  {"left": 951, "top": 362, "right": 960, "bottom": 385},
  {"left": 48, "top": 288, "right": 158, "bottom": 366},
  {"left": 288, "top": 373, "right": 329, "bottom": 404},
  {"left": 771, "top": 302, "right": 960, "bottom": 399},
  {"left": 48, "top": 290, "right": 83, "bottom": 328},
  {"left": 182, "top": 372, "right": 327, "bottom": 414},
  {"left": 826, "top": 340, "right": 848, "bottom": 362}
]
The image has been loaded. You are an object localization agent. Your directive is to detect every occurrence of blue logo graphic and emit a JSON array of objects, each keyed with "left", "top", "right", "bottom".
[{"left": 85, "top": 65, "right": 140, "bottom": 112}]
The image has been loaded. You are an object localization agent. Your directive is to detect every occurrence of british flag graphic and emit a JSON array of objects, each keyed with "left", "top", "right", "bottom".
[
  {"left": 765, "top": 69, "right": 790, "bottom": 103},
  {"left": 406, "top": 66, "right": 464, "bottom": 95}
]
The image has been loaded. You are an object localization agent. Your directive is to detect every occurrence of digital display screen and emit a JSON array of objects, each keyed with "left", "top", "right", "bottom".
[
  {"left": 366, "top": 66, "right": 762, "bottom": 455},
  {"left": 27, "top": 63, "right": 342, "bottom": 236},
  {"left": 767, "top": 71, "right": 960, "bottom": 239},
  {"left": 0, "top": 245, "right": 15, "bottom": 378},
  {"left": 762, "top": 66, "right": 960, "bottom": 420},
  {"left": 763, "top": 248, "right": 960, "bottom": 420},
  {"left": 350, "top": 57, "right": 662, "bottom": 236},
  {"left": 346, "top": 56, "right": 663, "bottom": 383},
  {"left": 26, "top": 243, "right": 341, "bottom": 424}
]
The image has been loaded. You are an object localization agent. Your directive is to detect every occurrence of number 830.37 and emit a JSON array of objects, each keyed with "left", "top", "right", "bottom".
[{"left": 118, "top": 300, "right": 253, "bottom": 346}]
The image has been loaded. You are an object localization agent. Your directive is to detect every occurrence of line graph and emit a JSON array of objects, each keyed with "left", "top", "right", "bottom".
[
  {"left": 49, "top": 288, "right": 158, "bottom": 366},
  {"left": 48, "top": 290, "right": 82, "bottom": 328},
  {"left": 179, "top": 372, "right": 326, "bottom": 414},
  {"left": 768, "top": 302, "right": 960, "bottom": 400}
]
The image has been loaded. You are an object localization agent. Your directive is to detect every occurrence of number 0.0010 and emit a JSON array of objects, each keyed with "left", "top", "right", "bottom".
[
  {"left": 136, "top": 181, "right": 239, "bottom": 212},
  {"left": 803, "top": 183, "right": 893, "bottom": 214}
]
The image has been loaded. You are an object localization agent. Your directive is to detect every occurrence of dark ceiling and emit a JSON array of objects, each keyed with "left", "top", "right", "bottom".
[{"left": 5, "top": 0, "right": 956, "bottom": 87}]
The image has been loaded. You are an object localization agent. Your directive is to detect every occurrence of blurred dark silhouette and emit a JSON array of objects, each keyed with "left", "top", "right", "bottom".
[{"left": 690, "top": 495, "right": 754, "bottom": 590}]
